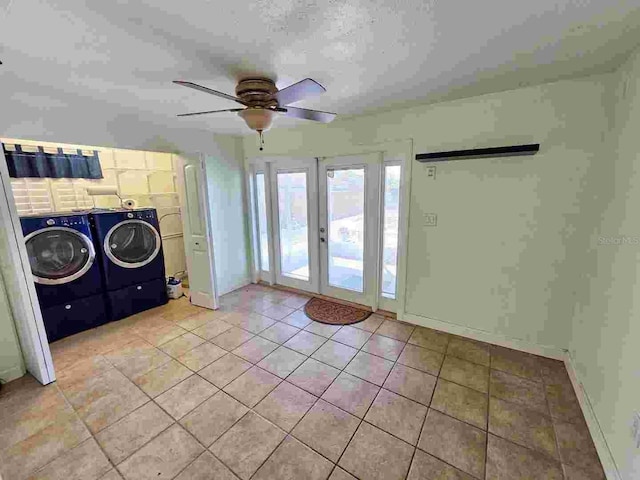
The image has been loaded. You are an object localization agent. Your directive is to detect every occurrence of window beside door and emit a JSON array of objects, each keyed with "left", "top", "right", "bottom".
[
  {"left": 381, "top": 164, "right": 401, "bottom": 299},
  {"left": 255, "top": 172, "right": 270, "bottom": 272}
]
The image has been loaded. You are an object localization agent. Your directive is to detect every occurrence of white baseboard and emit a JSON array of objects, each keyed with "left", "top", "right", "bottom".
[
  {"left": 563, "top": 352, "right": 622, "bottom": 480},
  {"left": 218, "top": 277, "right": 252, "bottom": 296},
  {"left": 400, "top": 311, "right": 565, "bottom": 359},
  {"left": 0, "top": 364, "right": 26, "bottom": 384}
]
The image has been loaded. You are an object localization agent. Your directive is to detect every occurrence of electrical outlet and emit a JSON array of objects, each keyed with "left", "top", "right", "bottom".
[
  {"left": 633, "top": 412, "right": 640, "bottom": 448},
  {"left": 426, "top": 166, "right": 437, "bottom": 179},
  {"left": 424, "top": 213, "right": 437, "bottom": 226}
]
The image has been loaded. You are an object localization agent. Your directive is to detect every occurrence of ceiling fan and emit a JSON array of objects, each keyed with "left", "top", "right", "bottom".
[{"left": 173, "top": 77, "right": 336, "bottom": 150}]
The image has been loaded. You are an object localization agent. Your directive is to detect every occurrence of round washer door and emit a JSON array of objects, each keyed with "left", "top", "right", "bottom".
[
  {"left": 24, "top": 227, "right": 96, "bottom": 285},
  {"left": 104, "top": 219, "right": 161, "bottom": 268}
]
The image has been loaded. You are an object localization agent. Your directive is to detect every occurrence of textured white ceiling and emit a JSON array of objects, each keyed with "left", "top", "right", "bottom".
[{"left": 1, "top": 0, "right": 640, "bottom": 147}]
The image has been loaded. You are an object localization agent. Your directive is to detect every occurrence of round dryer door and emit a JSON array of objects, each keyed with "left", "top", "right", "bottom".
[
  {"left": 24, "top": 227, "right": 96, "bottom": 285},
  {"left": 104, "top": 219, "right": 161, "bottom": 268}
]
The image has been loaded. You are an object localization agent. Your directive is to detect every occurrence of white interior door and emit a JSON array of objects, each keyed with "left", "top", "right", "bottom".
[
  {"left": 319, "top": 153, "right": 381, "bottom": 306},
  {"left": 177, "top": 154, "right": 218, "bottom": 309},
  {"left": 270, "top": 158, "right": 319, "bottom": 293}
]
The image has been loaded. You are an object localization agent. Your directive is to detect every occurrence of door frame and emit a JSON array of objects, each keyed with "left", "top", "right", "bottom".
[
  {"left": 248, "top": 159, "right": 277, "bottom": 285},
  {"left": 245, "top": 139, "right": 412, "bottom": 316},
  {"left": 318, "top": 153, "right": 381, "bottom": 307},
  {"left": 0, "top": 149, "right": 55, "bottom": 384}
]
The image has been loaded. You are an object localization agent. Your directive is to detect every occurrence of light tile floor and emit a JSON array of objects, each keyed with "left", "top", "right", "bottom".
[{"left": 0, "top": 284, "right": 606, "bottom": 480}]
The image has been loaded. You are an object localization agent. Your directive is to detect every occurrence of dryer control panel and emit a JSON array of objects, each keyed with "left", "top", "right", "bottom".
[{"left": 128, "top": 210, "right": 157, "bottom": 221}]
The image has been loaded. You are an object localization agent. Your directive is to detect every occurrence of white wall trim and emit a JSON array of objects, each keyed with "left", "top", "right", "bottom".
[
  {"left": 563, "top": 351, "right": 622, "bottom": 480},
  {"left": 1, "top": 365, "right": 25, "bottom": 383},
  {"left": 391, "top": 140, "right": 412, "bottom": 321},
  {"left": 218, "top": 277, "right": 252, "bottom": 297},
  {"left": 245, "top": 165, "right": 260, "bottom": 284},
  {"left": 401, "top": 311, "right": 565, "bottom": 359}
]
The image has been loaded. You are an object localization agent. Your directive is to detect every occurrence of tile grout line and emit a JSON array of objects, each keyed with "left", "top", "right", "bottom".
[
  {"left": 542, "top": 370, "right": 572, "bottom": 480},
  {"left": 214, "top": 313, "right": 406, "bottom": 477},
  {"left": 408, "top": 336, "right": 489, "bottom": 479},
  {"left": 39, "top": 286, "right": 590, "bottom": 479},
  {"left": 52, "top": 381, "right": 121, "bottom": 478},
  {"left": 53, "top": 333, "right": 478, "bottom": 478},
  {"left": 179, "top": 307, "right": 307, "bottom": 477},
  {"left": 401, "top": 338, "right": 447, "bottom": 480},
  {"left": 169, "top": 295, "right": 319, "bottom": 477},
  {"left": 180, "top": 312, "right": 501, "bottom": 478},
  {"left": 22, "top": 298, "right": 208, "bottom": 478},
  {"left": 59, "top": 336, "right": 186, "bottom": 477},
  {"left": 208, "top": 288, "right": 594, "bottom": 477},
  {"left": 56, "top": 322, "right": 218, "bottom": 477},
  {"left": 331, "top": 324, "right": 417, "bottom": 478},
  {"left": 120, "top": 313, "right": 289, "bottom": 478},
  {"left": 168, "top": 422, "right": 229, "bottom": 480},
  {"left": 245, "top": 394, "right": 324, "bottom": 479},
  {"left": 485, "top": 349, "right": 493, "bottom": 480}
]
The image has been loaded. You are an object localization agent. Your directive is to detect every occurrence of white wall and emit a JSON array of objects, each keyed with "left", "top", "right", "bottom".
[
  {"left": 205, "top": 135, "right": 251, "bottom": 295},
  {"left": 569, "top": 46, "right": 640, "bottom": 479},
  {"left": 243, "top": 74, "right": 611, "bottom": 353}
]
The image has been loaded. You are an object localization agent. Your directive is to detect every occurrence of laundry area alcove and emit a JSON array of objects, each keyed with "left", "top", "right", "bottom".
[{"left": 3, "top": 139, "right": 187, "bottom": 283}]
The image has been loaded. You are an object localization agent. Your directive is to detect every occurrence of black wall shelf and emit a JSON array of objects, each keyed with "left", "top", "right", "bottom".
[{"left": 415, "top": 144, "right": 540, "bottom": 163}]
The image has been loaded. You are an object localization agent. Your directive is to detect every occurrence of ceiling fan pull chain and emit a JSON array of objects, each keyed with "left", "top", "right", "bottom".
[{"left": 259, "top": 130, "right": 264, "bottom": 151}]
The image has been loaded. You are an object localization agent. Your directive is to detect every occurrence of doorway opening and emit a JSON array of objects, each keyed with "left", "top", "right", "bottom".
[{"left": 0, "top": 139, "right": 222, "bottom": 385}]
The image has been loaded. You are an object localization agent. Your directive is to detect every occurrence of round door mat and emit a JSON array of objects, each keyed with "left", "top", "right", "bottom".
[{"left": 303, "top": 297, "right": 372, "bottom": 325}]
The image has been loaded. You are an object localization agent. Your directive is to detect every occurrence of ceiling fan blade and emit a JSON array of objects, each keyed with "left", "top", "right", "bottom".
[
  {"left": 275, "top": 78, "right": 326, "bottom": 106},
  {"left": 173, "top": 81, "right": 247, "bottom": 105},
  {"left": 284, "top": 106, "right": 336, "bottom": 123},
  {"left": 177, "top": 108, "right": 244, "bottom": 117}
]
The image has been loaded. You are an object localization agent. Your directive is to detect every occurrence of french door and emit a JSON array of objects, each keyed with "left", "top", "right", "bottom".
[
  {"left": 252, "top": 152, "right": 399, "bottom": 310},
  {"left": 269, "top": 158, "right": 319, "bottom": 292},
  {"left": 318, "top": 154, "right": 381, "bottom": 305}
]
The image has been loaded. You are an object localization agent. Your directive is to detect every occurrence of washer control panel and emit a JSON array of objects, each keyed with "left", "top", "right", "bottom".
[{"left": 41, "top": 215, "right": 88, "bottom": 227}]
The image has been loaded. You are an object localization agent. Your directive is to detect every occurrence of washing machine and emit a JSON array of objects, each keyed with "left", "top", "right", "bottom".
[
  {"left": 20, "top": 213, "right": 109, "bottom": 342},
  {"left": 90, "top": 208, "right": 168, "bottom": 319}
]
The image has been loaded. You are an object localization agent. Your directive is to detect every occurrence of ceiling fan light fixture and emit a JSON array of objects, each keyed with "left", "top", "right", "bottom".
[
  {"left": 174, "top": 77, "right": 336, "bottom": 151},
  {"left": 237, "top": 108, "right": 276, "bottom": 132}
]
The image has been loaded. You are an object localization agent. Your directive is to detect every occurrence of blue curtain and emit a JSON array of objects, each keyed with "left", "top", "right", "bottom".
[{"left": 4, "top": 144, "right": 103, "bottom": 179}]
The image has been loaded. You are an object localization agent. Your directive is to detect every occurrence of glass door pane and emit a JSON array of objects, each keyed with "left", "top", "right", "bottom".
[
  {"left": 277, "top": 171, "right": 309, "bottom": 281},
  {"left": 381, "top": 165, "right": 401, "bottom": 298},
  {"left": 255, "top": 173, "right": 269, "bottom": 271},
  {"left": 319, "top": 153, "right": 380, "bottom": 307},
  {"left": 326, "top": 168, "right": 365, "bottom": 292}
]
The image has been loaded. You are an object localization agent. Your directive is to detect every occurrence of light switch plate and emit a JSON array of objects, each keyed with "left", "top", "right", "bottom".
[
  {"left": 425, "top": 213, "right": 437, "bottom": 226},
  {"left": 426, "top": 166, "right": 437, "bottom": 179}
]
